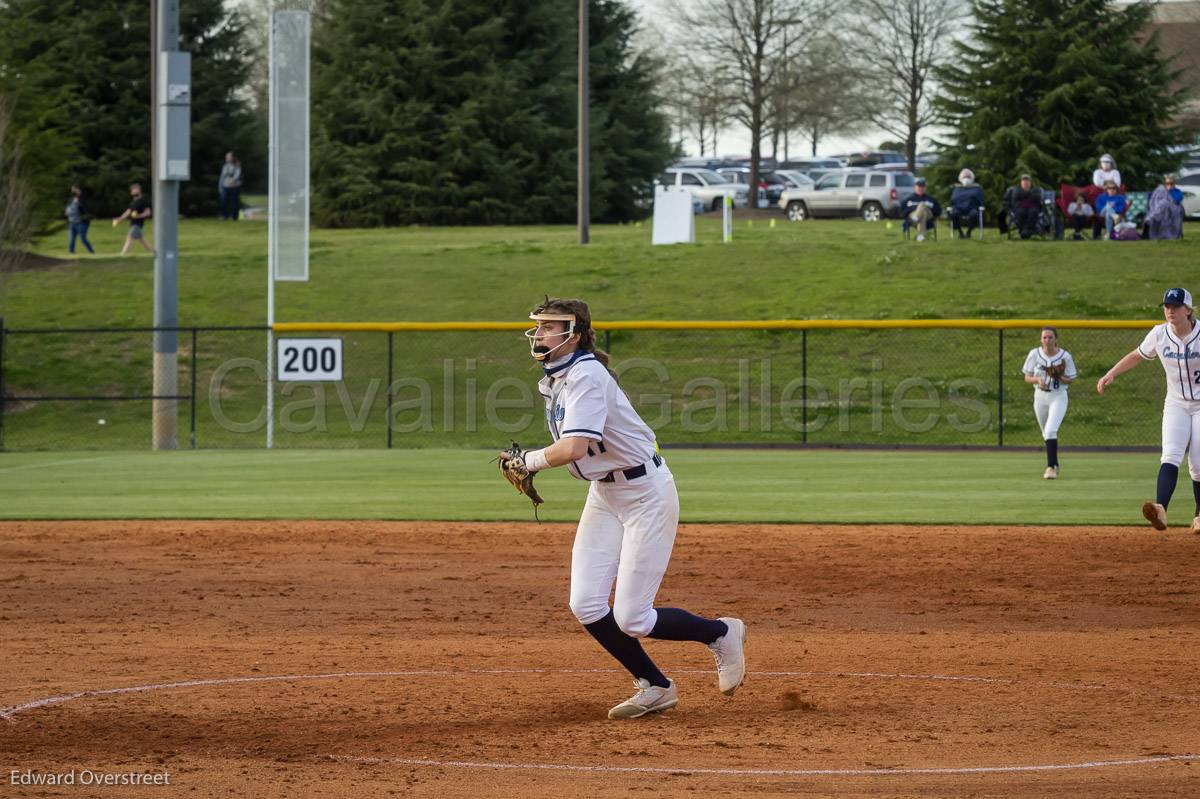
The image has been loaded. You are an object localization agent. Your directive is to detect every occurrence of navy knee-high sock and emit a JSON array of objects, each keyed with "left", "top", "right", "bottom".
[
  {"left": 1156, "top": 463, "right": 1179, "bottom": 508},
  {"left": 583, "top": 610, "right": 670, "bottom": 688},
  {"left": 1045, "top": 438, "right": 1058, "bottom": 468},
  {"left": 1192, "top": 479, "right": 1200, "bottom": 517},
  {"left": 648, "top": 608, "right": 728, "bottom": 645}
]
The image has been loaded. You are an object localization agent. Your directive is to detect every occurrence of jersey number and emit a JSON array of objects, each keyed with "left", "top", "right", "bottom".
[{"left": 1193, "top": 369, "right": 1200, "bottom": 385}]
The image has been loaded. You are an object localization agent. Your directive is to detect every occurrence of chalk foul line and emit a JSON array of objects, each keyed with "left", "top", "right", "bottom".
[{"left": 1, "top": 668, "right": 1195, "bottom": 777}]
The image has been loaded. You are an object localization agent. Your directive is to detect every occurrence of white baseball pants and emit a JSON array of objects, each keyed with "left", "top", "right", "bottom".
[
  {"left": 568, "top": 463, "right": 679, "bottom": 638},
  {"left": 1033, "top": 390, "right": 1068, "bottom": 440},
  {"left": 1161, "top": 396, "right": 1200, "bottom": 480}
]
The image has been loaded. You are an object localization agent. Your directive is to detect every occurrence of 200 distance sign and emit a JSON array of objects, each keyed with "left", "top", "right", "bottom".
[{"left": 276, "top": 338, "right": 343, "bottom": 381}]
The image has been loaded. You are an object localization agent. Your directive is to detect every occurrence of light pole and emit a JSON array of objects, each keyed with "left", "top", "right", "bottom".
[
  {"left": 578, "top": 0, "right": 589, "bottom": 245},
  {"left": 152, "top": 0, "right": 188, "bottom": 450}
]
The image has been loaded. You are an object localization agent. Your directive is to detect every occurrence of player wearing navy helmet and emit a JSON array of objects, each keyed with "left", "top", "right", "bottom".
[{"left": 1097, "top": 288, "right": 1200, "bottom": 533}]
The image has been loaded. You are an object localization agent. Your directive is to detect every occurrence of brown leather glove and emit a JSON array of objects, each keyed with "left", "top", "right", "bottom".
[
  {"left": 1044, "top": 361, "right": 1067, "bottom": 380},
  {"left": 498, "top": 442, "right": 545, "bottom": 515}
]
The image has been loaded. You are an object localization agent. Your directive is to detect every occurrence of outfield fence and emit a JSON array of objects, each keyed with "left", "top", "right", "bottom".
[{"left": 0, "top": 318, "right": 1163, "bottom": 451}]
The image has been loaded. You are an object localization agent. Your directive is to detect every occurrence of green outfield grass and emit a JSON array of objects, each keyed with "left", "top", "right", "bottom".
[{"left": 0, "top": 448, "right": 1184, "bottom": 526}]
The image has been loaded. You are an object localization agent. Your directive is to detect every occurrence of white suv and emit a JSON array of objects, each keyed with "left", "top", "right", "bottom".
[{"left": 660, "top": 168, "right": 750, "bottom": 212}]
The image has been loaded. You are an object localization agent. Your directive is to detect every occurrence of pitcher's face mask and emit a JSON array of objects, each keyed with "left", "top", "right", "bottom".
[{"left": 525, "top": 312, "right": 577, "bottom": 361}]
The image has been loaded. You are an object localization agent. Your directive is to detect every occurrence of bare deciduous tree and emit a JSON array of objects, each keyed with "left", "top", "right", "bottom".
[
  {"left": 856, "top": 0, "right": 959, "bottom": 170},
  {"left": 234, "top": 0, "right": 328, "bottom": 117},
  {"left": 771, "top": 33, "right": 864, "bottom": 159},
  {"left": 668, "top": 0, "right": 836, "bottom": 190},
  {"left": 668, "top": 58, "right": 737, "bottom": 157}
]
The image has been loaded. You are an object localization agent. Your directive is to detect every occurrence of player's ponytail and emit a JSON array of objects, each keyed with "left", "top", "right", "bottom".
[{"left": 533, "top": 296, "right": 620, "bottom": 382}]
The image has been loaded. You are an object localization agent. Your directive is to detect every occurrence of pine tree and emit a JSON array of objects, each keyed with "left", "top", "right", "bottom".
[
  {"left": 0, "top": 0, "right": 262, "bottom": 223},
  {"left": 312, "top": 0, "right": 565, "bottom": 226},
  {"left": 311, "top": 0, "right": 671, "bottom": 226},
  {"left": 587, "top": 0, "right": 673, "bottom": 222},
  {"left": 929, "top": 0, "right": 1190, "bottom": 209}
]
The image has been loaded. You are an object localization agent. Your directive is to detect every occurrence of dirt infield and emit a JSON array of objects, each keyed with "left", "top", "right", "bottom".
[{"left": 2, "top": 520, "right": 1198, "bottom": 798}]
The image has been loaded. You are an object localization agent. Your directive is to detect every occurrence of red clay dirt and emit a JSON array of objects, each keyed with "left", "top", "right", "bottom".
[{"left": 1, "top": 520, "right": 1198, "bottom": 798}]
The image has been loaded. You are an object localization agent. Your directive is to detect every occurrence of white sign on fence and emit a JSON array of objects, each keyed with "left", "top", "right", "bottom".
[{"left": 276, "top": 338, "right": 343, "bottom": 382}]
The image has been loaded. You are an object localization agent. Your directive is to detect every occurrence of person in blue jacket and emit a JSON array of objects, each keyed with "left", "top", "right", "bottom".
[
  {"left": 947, "top": 168, "right": 985, "bottom": 238},
  {"left": 1093, "top": 179, "right": 1127, "bottom": 239},
  {"left": 900, "top": 178, "right": 942, "bottom": 241}
]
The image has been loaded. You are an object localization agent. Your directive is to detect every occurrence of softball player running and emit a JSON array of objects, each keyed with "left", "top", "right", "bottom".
[
  {"left": 502, "top": 297, "right": 746, "bottom": 719},
  {"left": 1097, "top": 288, "right": 1200, "bottom": 533},
  {"left": 1022, "top": 327, "right": 1076, "bottom": 479}
]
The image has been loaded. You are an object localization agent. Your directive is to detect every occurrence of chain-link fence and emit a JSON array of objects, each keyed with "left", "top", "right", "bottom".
[{"left": 0, "top": 320, "right": 1163, "bottom": 451}]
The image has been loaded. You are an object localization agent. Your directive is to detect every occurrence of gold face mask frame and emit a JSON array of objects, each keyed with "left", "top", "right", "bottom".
[{"left": 525, "top": 312, "right": 577, "bottom": 361}]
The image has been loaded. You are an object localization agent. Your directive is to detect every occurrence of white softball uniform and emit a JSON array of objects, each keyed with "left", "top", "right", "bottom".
[
  {"left": 1022, "top": 348, "right": 1076, "bottom": 440},
  {"left": 1137, "top": 322, "right": 1200, "bottom": 477},
  {"left": 538, "top": 349, "right": 674, "bottom": 638}
]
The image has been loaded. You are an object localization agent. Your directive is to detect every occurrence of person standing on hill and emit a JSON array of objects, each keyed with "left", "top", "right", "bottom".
[{"left": 219, "top": 152, "right": 242, "bottom": 220}]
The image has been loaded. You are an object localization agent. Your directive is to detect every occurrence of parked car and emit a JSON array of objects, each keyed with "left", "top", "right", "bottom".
[
  {"left": 672, "top": 157, "right": 725, "bottom": 170},
  {"left": 715, "top": 167, "right": 792, "bottom": 205},
  {"left": 773, "top": 169, "right": 816, "bottom": 190},
  {"left": 779, "top": 169, "right": 916, "bottom": 221},
  {"left": 846, "top": 151, "right": 907, "bottom": 167},
  {"left": 1181, "top": 188, "right": 1199, "bottom": 220},
  {"left": 659, "top": 168, "right": 750, "bottom": 211},
  {"left": 779, "top": 158, "right": 842, "bottom": 179}
]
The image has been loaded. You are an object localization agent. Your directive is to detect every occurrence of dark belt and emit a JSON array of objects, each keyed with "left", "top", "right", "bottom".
[{"left": 598, "top": 454, "right": 662, "bottom": 483}]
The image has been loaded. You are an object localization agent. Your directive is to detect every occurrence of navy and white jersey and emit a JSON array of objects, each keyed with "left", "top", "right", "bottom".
[
  {"left": 1022, "top": 347, "right": 1076, "bottom": 393},
  {"left": 1138, "top": 322, "right": 1200, "bottom": 402},
  {"left": 537, "top": 349, "right": 658, "bottom": 481}
]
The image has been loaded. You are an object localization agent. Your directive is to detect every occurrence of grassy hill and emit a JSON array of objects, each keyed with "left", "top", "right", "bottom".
[
  {"left": 2, "top": 217, "right": 1196, "bottom": 450},
  {"left": 6, "top": 216, "right": 1197, "bottom": 325}
]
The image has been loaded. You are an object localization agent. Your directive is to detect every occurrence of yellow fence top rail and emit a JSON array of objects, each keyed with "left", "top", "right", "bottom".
[{"left": 274, "top": 319, "right": 1157, "bottom": 333}]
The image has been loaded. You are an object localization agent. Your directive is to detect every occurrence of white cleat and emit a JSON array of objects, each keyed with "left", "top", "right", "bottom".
[
  {"left": 1043, "top": 466, "right": 1058, "bottom": 480},
  {"left": 708, "top": 617, "right": 747, "bottom": 696},
  {"left": 608, "top": 678, "right": 678, "bottom": 719},
  {"left": 1190, "top": 516, "right": 1200, "bottom": 536},
  {"left": 1142, "top": 501, "right": 1167, "bottom": 531}
]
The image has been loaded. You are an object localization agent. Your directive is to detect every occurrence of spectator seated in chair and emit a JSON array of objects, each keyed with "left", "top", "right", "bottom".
[
  {"left": 1065, "top": 193, "right": 1094, "bottom": 240},
  {"left": 947, "top": 168, "right": 985, "bottom": 238},
  {"left": 1093, "top": 179, "right": 1127, "bottom": 239},
  {"left": 999, "top": 174, "right": 1043, "bottom": 239},
  {"left": 1145, "top": 174, "right": 1184, "bottom": 240},
  {"left": 1092, "top": 153, "right": 1121, "bottom": 189},
  {"left": 900, "top": 177, "right": 942, "bottom": 241}
]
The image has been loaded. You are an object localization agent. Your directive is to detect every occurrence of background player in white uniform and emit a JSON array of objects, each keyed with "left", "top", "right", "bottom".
[
  {"left": 1021, "top": 327, "right": 1076, "bottom": 479},
  {"left": 1097, "top": 288, "right": 1200, "bottom": 533},
  {"left": 502, "top": 297, "right": 747, "bottom": 719}
]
